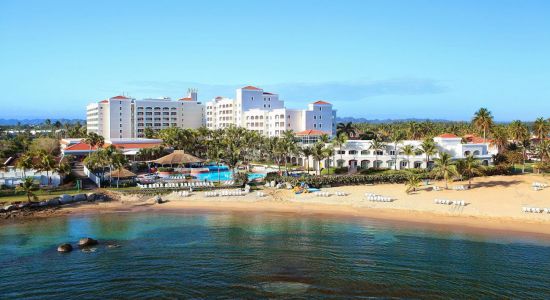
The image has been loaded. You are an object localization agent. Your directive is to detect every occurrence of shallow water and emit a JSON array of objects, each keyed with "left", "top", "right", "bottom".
[{"left": 1, "top": 212, "right": 550, "bottom": 299}]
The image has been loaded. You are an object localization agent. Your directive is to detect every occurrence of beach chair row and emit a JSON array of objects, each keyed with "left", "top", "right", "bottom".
[
  {"left": 335, "top": 191, "right": 348, "bottom": 196},
  {"left": 137, "top": 182, "right": 214, "bottom": 189},
  {"left": 434, "top": 199, "right": 466, "bottom": 206},
  {"left": 365, "top": 193, "right": 393, "bottom": 202},
  {"left": 452, "top": 185, "right": 468, "bottom": 191},
  {"left": 205, "top": 189, "right": 245, "bottom": 197},
  {"left": 256, "top": 191, "right": 266, "bottom": 197},
  {"left": 177, "top": 191, "right": 191, "bottom": 197},
  {"left": 315, "top": 191, "right": 331, "bottom": 197},
  {"left": 532, "top": 182, "right": 548, "bottom": 188},
  {"left": 522, "top": 207, "right": 550, "bottom": 214}
]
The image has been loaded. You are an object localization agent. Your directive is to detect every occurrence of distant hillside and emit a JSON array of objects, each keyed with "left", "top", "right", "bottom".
[
  {"left": 0, "top": 119, "right": 85, "bottom": 126},
  {"left": 336, "top": 117, "right": 455, "bottom": 124}
]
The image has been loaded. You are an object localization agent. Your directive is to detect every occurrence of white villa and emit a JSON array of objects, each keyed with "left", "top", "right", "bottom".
[
  {"left": 205, "top": 86, "right": 337, "bottom": 137},
  {"left": 296, "top": 133, "right": 497, "bottom": 171}
]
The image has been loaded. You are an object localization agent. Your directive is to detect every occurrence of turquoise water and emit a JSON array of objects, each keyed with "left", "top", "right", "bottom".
[
  {"left": 195, "top": 171, "right": 266, "bottom": 181},
  {"left": 1, "top": 212, "right": 550, "bottom": 298}
]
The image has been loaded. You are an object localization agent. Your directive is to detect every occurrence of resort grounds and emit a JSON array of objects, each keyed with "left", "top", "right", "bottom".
[{"left": 27, "top": 173, "right": 550, "bottom": 236}]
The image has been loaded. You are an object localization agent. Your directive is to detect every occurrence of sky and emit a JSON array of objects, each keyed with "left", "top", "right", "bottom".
[{"left": 0, "top": 0, "right": 549, "bottom": 121}]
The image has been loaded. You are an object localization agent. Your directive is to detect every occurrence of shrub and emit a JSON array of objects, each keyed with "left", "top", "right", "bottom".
[{"left": 233, "top": 172, "right": 249, "bottom": 186}]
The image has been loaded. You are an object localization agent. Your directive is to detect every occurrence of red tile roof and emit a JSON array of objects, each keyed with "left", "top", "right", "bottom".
[
  {"left": 64, "top": 141, "right": 162, "bottom": 152},
  {"left": 64, "top": 143, "right": 100, "bottom": 151},
  {"left": 111, "top": 143, "right": 161, "bottom": 149},
  {"left": 312, "top": 100, "right": 331, "bottom": 105},
  {"left": 464, "top": 134, "right": 491, "bottom": 144},
  {"left": 295, "top": 129, "right": 329, "bottom": 136},
  {"left": 178, "top": 97, "right": 193, "bottom": 101},
  {"left": 111, "top": 95, "right": 130, "bottom": 99},
  {"left": 99, "top": 100, "right": 108, "bottom": 103},
  {"left": 438, "top": 133, "right": 459, "bottom": 138},
  {"left": 242, "top": 85, "right": 261, "bottom": 90}
]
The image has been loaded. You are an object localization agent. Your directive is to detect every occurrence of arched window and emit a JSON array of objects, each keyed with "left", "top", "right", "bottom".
[
  {"left": 464, "top": 151, "right": 471, "bottom": 156},
  {"left": 473, "top": 150, "right": 480, "bottom": 156}
]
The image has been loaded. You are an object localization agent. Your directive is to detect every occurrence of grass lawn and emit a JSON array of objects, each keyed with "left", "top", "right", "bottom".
[{"left": 0, "top": 188, "right": 85, "bottom": 204}]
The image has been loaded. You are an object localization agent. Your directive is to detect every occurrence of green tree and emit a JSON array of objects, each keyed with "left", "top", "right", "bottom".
[
  {"left": 419, "top": 138, "right": 437, "bottom": 169},
  {"left": 336, "top": 122, "right": 355, "bottom": 138},
  {"left": 390, "top": 130, "right": 405, "bottom": 170},
  {"left": 17, "top": 177, "right": 38, "bottom": 202},
  {"left": 332, "top": 133, "right": 348, "bottom": 171},
  {"left": 405, "top": 174, "right": 421, "bottom": 194},
  {"left": 369, "top": 138, "right": 386, "bottom": 169},
  {"left": 455, "top": 155, "right": 482, "bottom": 188},
  {"left": 401, "top": 144, "right": 416, "bottom": 170},
  {"left": 533, "top": 117, "right": 550, "bottom": 140},
  {"left": 431, "top": 152, "right": 458, "bottom": 189},
  {"left": 84, "top": 132, "right": 104, "bottom": 156},
  {"left": 472, "top": 108, "right": 494, "bottom": 141}
]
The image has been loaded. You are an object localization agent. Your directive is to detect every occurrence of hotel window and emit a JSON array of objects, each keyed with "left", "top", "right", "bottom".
[
  {"left": 348, "top": 150, "right": 358, "bottom": 155},
  {"left": 319, "top": 124, "right": 322, "bottom": 128},
  {"left": 376, "top": 150, "right": 384, "bottom": 155},
  {"left": 389, "top": 150, "right": 396, "bottom": 156},
  {"left": 337, "top": 150, "right": 345, "bottom": 154},
  {"left": 119, "top": 107, "right": 122, "bottom": 110},
  {"left": 314, "top": 124, "right": 317, "bottom": 128},
  {"left": 314, "top": 116, "right": 317, "bottom": 120}
]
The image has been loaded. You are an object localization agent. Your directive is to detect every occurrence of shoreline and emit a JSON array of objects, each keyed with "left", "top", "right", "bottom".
[{"left": 2, "top": 174, "right": 550, "bottom": 238}]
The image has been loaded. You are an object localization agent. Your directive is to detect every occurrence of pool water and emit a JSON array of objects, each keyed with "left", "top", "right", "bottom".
[{"left": 195, "top": 170, "right": 266, "bottom": 181}]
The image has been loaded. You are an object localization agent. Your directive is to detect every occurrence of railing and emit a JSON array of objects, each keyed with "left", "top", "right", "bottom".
[{"left": 83, "top": 165, "right": 101, "bottom": 188}]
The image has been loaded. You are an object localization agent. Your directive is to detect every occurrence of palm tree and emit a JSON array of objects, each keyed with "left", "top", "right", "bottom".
[
  {"left": 311, "top": 142, "right": 326, "bottom": 175},
  {"left": 490, "top": 125, "right": 509, "bottom": 153},
  {"left": 472, "top": 108, "right": 494, "bottom": 141},
  {"left": 16, "top": 153, "right": 34, "bottom": 178},
  {"left": 390, "top": 131, "right": 405, "bottom": 170},
  {"left": 533, "top": 117, "right": 550, "bottom": 140},
  {"left": 111, "top": 152, "right": 128, "bottom": 188},
  {"left": 402, "top": 144, "right": 415, "bottom": 169},
  {"left": 38, "top": 152, "right": 56, "bottom": 186},
  {"left": 431, "top": 152, "right": 458, "bottom": 189},
  {"left": 56, "top": 161, "right": 72, "bottom": 184},
  {"left": 419, "top": 138, "right": 437, "bottom": 169},
  {"left": 17, "top": 177, "right": 37, "bottom": 202},
  {"left": 336, "top": 122, "right": 355, "bottom": 138},
  {"left": 324, "top": 146, "right": 335, "bottom": 174},
  {"left": 405, "top": 174, "right": 421, "bottom": 194},
  {"left": 332, "top": 133, "right": 348, "bottom": 171},
  {"left": 301, "top": 146, "right": 313, "bottom": 173},
  {"left": 455, "top": 155, "right": 482, "bottom": 188},
  {"left": 369, "top": 138, "right": 386, "bottom": 169},
  {"left": 84, "top": 132, "right": 104, "bottom": 156},
  {"left": 508, "top": 120, "right": 530, "bottom": 173}
]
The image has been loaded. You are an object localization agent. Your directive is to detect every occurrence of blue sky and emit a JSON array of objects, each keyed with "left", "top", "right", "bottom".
[{"left": 1, "top": 0, "right": 549, "bottom": 121}]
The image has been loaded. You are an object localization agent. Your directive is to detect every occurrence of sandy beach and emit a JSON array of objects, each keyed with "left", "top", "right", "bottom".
[{"left": 36, "top": 174, "right": 550, "bottom": 236}]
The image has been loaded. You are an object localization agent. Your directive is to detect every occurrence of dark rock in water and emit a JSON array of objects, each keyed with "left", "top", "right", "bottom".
[
  {"left": 86, "top": 193, "right": 97, "bottom": 201},
  {"left": 81, "top": 247, "right": 97, "bottom": 253},
  {"left": 78, "top": 237, "right": 98, "bottom": 247},
  {"left": 3, "top": 205, "right": 15, "bottom": 212},
  {"left": 74, "top": 194, "right": 87, "bottom": 202},
  {"left": 156, "top": 196, "right": 164, "bottom": 204},
  {"left": 57, "top": 243, "right": 73, "bottom": 253},
  {"left": 107, "top": 243, "right": 121, "bottom": 249},
  {"left": 47, "top": 198, "right": 60, "bottom": 206},
  {"left": 59, "top": 194, "right": 74, "bottom": 205}
]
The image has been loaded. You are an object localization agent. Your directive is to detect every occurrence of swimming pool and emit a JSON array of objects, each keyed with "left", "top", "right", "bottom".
[{"left": 195, "top": 170, "right": 266, "bottom": 181}]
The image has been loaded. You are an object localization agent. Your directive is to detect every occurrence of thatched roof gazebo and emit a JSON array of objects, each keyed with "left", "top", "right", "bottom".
[
  {"left": 149, "top": 150, "right": 204, "bottom": 166},
  {"left": 108, "top": 168, "right": 137, "bottom": 179}
]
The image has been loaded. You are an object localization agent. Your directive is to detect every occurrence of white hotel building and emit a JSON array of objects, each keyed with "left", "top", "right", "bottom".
[
  {"left": 296, "top": 133, "right": 497, "bottom": 170},
  {"left": 205, "top": 86, "right": 337, "bottom": 137},
  {"left": 86, "top": 89, "right": 204, "bottom": 139}
]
